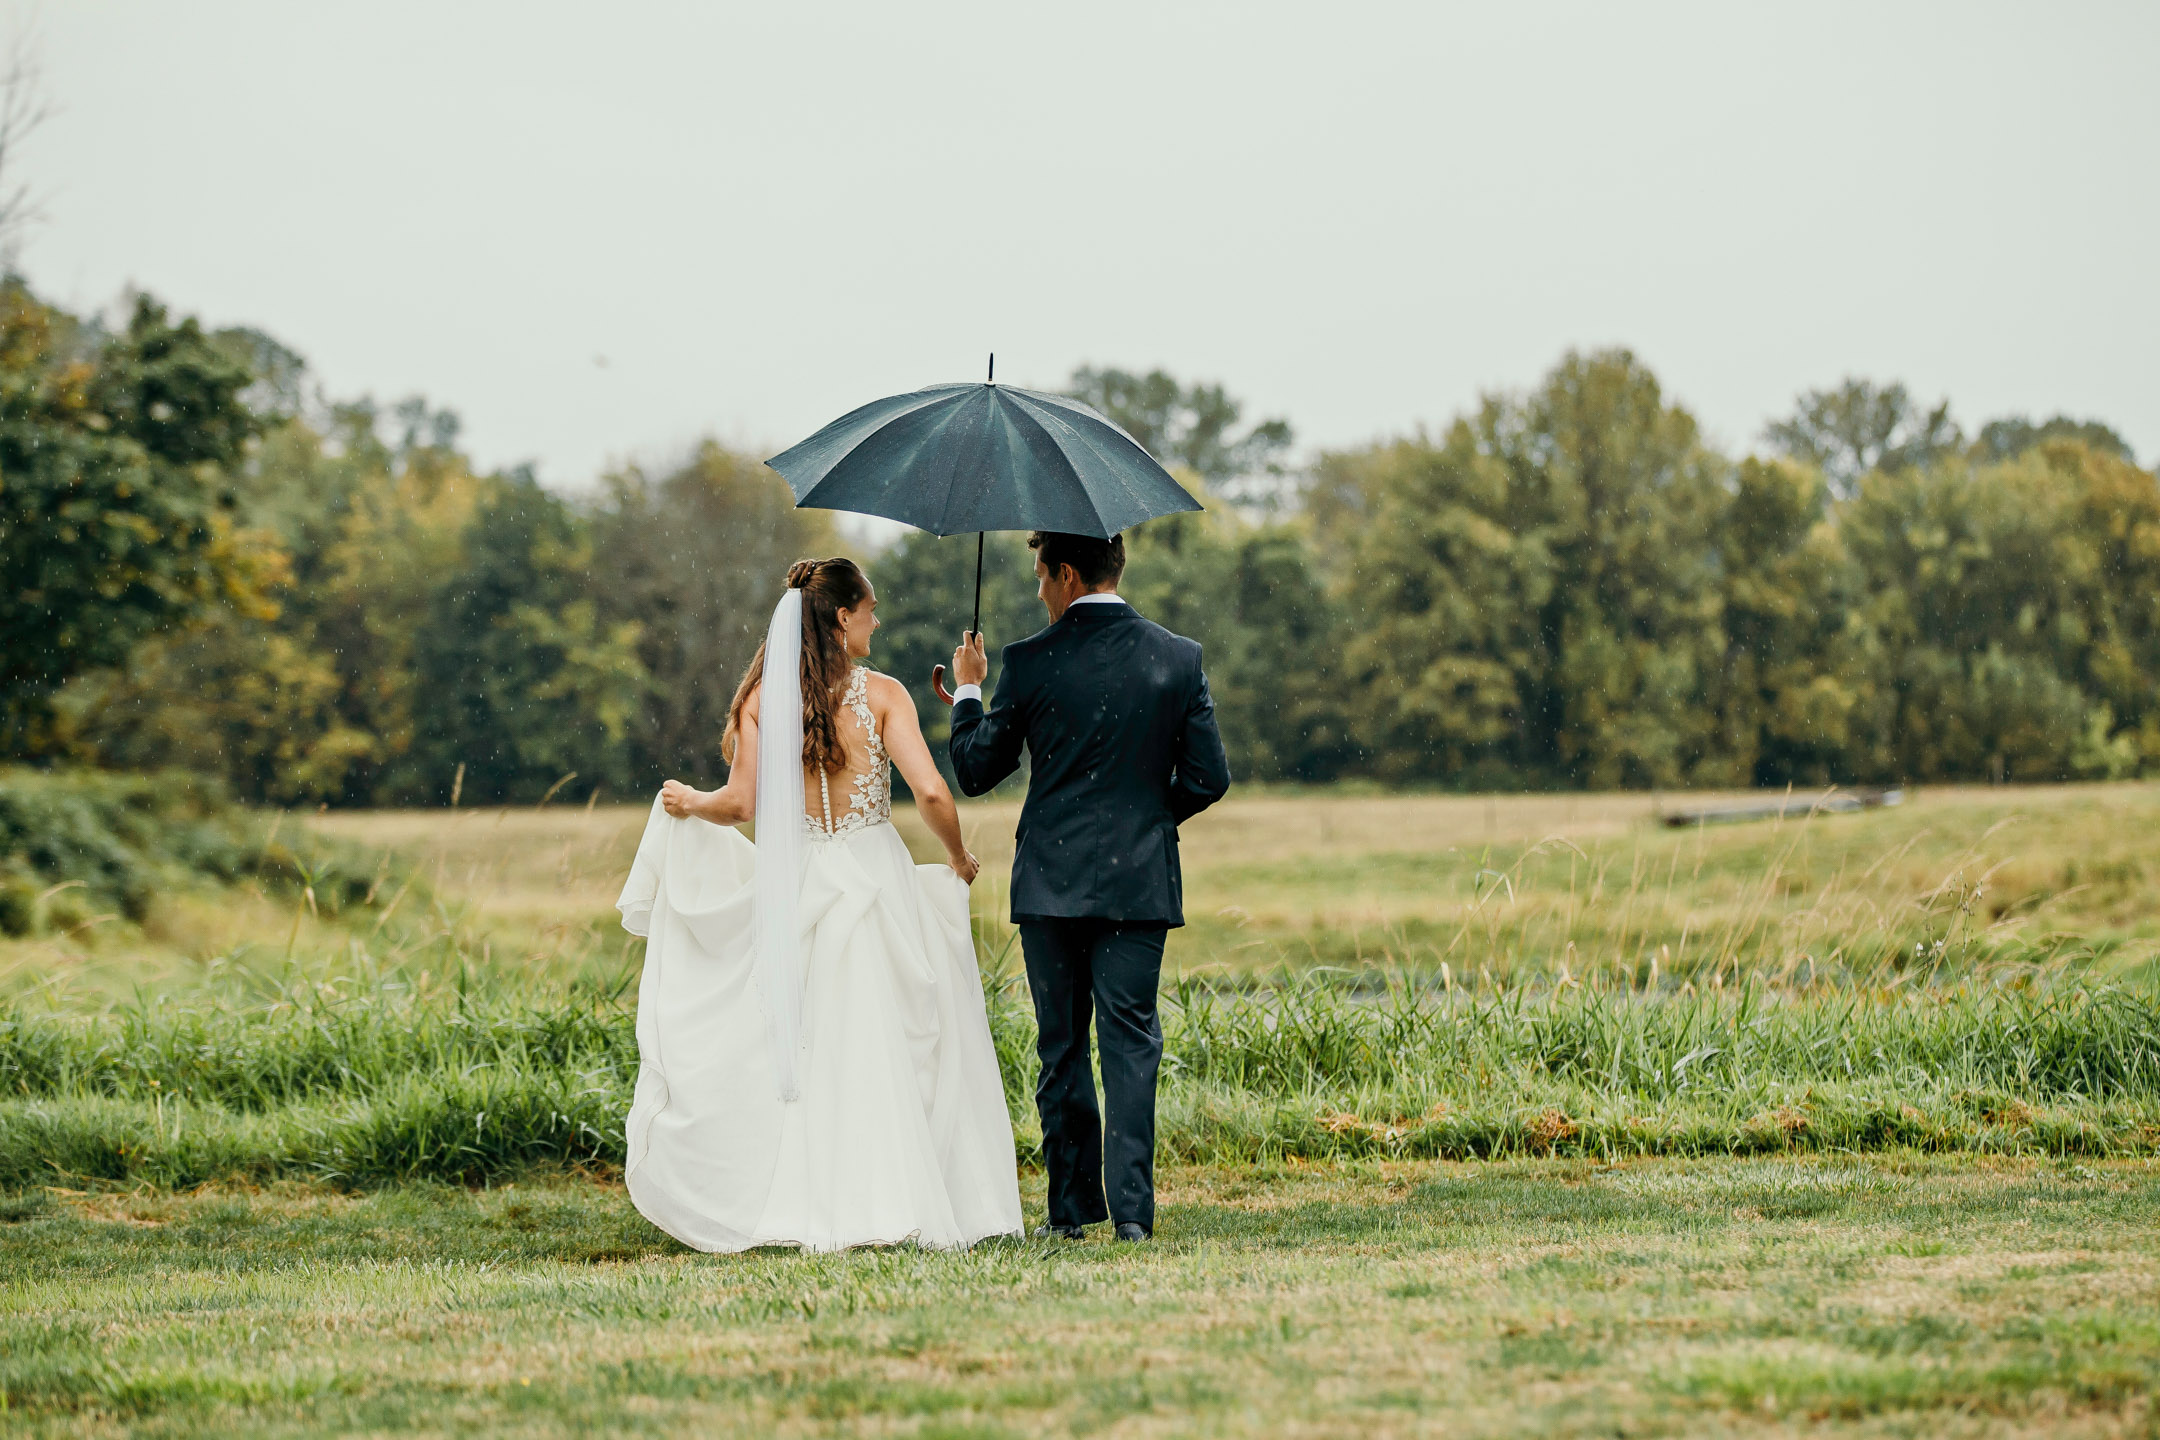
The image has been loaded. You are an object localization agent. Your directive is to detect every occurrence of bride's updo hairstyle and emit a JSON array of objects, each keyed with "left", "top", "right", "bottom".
[{"left": 722, "top": 557, "right": 871, "bottom": 775}]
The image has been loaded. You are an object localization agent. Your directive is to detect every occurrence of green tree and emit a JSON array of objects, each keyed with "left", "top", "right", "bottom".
[
  {"left": 57, "top": 393, "right": 488, "bottom": 803},
  {"left": 0, "top": 287, "right": 265, "bottom": 756},
  {"left": 1314, "top": 350, "right": 1730, "bottom": 789},
  {"left": 1836, "top": 442, "right": 2155, "bottom": 783},
  {"left": 1971, "top": 414, "right": 2135, "bottom": 466},
  {"left": 298, "top": 402, "right": 486, "bottom": 801},
  {"left": 56, "top": 616, "right": 374, "bottom": 803},
  {"left": 1710, "top": 457, "right": 1874, "bottom": 786},
  {"left": 404, "top": 472, "right": 649, "bottom": 804},
  {"left": 212, "top": 325, "right": 308, "bottom": 421},
  {"left": 2056, "top": 441, "right": 2160, "bottom": 770},
  {"left": 1764, "top": 378, "right": 1961, "bottom": 497},
  {"left": 1308, "top": 431, "right": 1528, "bottom": 784},
  {"left": 590, "top": 442, "right": 836, "bottom": 786},
  {"left": 1065, "top": 365, "right": 1294, "bottom": 505},
  {"left": 35, "top": 302, "right": 2158, "bottom": 805}
]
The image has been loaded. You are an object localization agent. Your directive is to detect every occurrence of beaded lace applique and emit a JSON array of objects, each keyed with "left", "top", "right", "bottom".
[{"left": 804, "top": 666, "right": 892, "bottom": 840}]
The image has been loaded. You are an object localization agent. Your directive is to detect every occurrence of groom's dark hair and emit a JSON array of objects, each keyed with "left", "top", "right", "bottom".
[{"left": 1029, "top": 530, "right": 1126, "bottom": 589}]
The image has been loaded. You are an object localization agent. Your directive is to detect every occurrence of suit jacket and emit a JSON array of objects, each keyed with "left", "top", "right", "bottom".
[{"left": 949, "top": 601, "right": 1230, "bottom": 927}]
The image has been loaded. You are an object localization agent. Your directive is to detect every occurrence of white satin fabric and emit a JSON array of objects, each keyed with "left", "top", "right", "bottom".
[{"left": 617, "top": 797, "right": 1024, "bottom": 1252}]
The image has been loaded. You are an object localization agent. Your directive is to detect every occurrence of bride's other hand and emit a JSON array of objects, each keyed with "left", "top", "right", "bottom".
[
  {"left": 659, "top": 779, "right": 702, "bottom": 819},
  {"left": 950, "top": 849, "right": 980, "bottom": 885}
]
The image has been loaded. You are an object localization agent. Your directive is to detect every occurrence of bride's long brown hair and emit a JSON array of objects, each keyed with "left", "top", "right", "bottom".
[{"left": 722, "top": 557, "right": 870, "bottom": 775}]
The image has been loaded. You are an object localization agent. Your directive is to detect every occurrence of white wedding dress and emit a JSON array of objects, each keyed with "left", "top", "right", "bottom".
[{"left": 616, "top": 664, "right": 1024, "bottom": 1252}]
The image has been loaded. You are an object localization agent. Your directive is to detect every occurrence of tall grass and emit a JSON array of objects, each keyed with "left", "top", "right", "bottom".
[
  {"left": 1163, "top": 972, "right": 2160, "bottom": 1102},
  {"left": 7, "top": 784, "right": 2159, "bottom": 1190},
  {"left": 5, "top": 962, "right": 2158, "bottom": 1190},
  {"left": 1154, "top": 971, "right": 2160, "bottom": 1162}
]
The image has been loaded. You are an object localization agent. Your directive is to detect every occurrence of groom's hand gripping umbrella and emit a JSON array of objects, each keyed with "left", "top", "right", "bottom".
[{"left": 765, "top": 355, "right": 1202, "bottom": 700}]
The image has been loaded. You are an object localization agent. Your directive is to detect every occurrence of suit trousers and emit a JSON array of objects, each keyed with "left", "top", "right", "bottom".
[{"left": 1017, "top": 919, "right": 1168, "bottom": 1231}]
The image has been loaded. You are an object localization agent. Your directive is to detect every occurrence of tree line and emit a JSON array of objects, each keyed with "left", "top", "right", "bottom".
[{"left": 3, "top": 278, "right": 2155, "bottom": 805}]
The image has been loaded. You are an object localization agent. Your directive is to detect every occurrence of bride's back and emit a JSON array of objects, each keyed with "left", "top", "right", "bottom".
[{"left": 801, "top": 665, "right": 889, "bottom": 836}]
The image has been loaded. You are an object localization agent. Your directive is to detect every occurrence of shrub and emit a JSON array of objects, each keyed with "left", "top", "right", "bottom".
[{"left": 0, "top": 767, "right": 389, "bottom": 932}]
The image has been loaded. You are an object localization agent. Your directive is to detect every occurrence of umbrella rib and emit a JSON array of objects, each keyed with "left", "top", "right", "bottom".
[
  {"left": 915, "top": 396, "right": 991, "bottom": 537},
  {"left": 1002, "top": 388, "right": 1185, "bottom": 533},
  {"left": 766, "top": 384, "right": 974, "bottom": 496},
  {"left": 1006, "top": 385, "right": 1148, "bottom": 452},
  {"left": 998, "top": 394, "right": 1111, "bottom": 538}
]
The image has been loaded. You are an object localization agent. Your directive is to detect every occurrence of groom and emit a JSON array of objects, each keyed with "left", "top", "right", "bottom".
[{"left": 947, "top": 530, "right": 1230, "bottom": 1242}]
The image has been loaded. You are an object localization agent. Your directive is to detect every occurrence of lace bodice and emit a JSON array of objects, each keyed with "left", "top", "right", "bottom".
[{"left": 804, "top": 666, "right": 892, "bottom": 840}]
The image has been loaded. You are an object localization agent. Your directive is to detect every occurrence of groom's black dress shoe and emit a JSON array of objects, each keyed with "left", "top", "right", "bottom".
[
  {"left": 1115, "top": 1223, "right": 1150, "bottom": 1242},
  {"left": 1034, "top": 1223, "right": 1086, "bottom": 1240}
]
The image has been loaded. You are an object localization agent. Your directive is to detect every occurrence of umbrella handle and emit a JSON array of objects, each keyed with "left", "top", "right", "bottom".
[{"left": 931, "top": 664, "right": 954, "bottom": 705}]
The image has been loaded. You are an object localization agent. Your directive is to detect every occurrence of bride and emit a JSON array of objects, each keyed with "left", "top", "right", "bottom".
[{"left": 615, "top": 556, "right": 1024, "bottom": 1252}]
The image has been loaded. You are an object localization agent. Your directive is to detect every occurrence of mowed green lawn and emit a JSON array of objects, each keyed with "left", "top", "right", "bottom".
[{"left": 6, "top": 1158, "right": 2159, "bottom": 1437}]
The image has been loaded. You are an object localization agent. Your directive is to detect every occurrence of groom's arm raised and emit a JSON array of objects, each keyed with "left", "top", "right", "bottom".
[{"left": 948, "top": 638, "right": 1026, "bottom": 797}]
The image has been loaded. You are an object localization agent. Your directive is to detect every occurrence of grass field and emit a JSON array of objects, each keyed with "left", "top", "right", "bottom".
[
  {"left": 6, "top": 783, "right": 2160, "bottom": 1434},
  {"left": 289, "top": 780, "right": 2160, "bottom": 988},
  {"left": 7, "top": 781, "right": 2154, "bottom": 1000},
  {"left": 6, "top": 1158, "right": 2159, "bottom": 1437}
]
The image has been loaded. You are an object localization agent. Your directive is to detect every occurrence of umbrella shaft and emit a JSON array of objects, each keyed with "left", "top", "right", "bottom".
[{"left": 971, "top": 532, "right": 984, "bottom": 636}]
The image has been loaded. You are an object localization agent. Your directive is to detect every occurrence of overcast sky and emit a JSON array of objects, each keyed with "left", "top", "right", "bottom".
[{"left": 20, "top": 2, "right": 2160, "bottom": 487}]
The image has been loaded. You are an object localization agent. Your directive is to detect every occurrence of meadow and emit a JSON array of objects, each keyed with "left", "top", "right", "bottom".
[
  {"left": 300, "top": 781, "right": 2160, "bottom": 987},
  {"left": 5, "top": 780, "right": 2160, "bottom": 1434}
]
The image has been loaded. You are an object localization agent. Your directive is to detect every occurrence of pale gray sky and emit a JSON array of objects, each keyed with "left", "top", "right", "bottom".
[{"left": 20, "top": 2, "right": 2160, "bottom": 485}]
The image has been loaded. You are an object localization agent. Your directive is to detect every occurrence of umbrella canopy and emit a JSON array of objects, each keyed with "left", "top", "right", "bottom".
[{"left": 765, "top": 381, "right": 1200, "bottom": 540}]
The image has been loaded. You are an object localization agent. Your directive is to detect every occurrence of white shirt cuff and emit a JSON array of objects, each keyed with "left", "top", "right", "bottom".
[{"left": 953, "top": 683, "right": 983, "bottom": 705}]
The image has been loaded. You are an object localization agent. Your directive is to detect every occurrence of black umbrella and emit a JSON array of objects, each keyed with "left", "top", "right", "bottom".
[{"left": 765, "top": 355, "right": 1200, "bottom": 652}]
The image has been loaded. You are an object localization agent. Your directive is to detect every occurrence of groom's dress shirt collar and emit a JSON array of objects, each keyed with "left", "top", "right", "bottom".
[{"left": 951, "top": 594, "right": 1124, "bottom": 705}]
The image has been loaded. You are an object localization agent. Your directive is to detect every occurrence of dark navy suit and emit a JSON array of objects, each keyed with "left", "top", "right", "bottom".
[{"left": 949, "top": 599, "right": 1230, "bottom": 1230}]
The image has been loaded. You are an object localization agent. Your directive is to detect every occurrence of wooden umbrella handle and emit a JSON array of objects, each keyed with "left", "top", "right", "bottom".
[{"left": 931, "top": 664, "right": 955, "bottom": 705}]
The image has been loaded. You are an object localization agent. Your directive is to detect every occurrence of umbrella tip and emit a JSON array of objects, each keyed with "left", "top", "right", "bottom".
[{"left": 987, "top": 352, "right": 994, "bottom": 384}]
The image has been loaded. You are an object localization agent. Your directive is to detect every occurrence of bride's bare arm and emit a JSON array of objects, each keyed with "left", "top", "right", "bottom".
[
  {"left": 660, "top": 690, "right": 757, "bottom": 826},
  {"left": 870, "top": 674, "right": 979, "bottom": 884}
]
